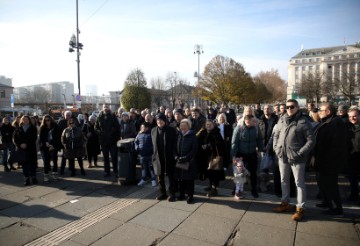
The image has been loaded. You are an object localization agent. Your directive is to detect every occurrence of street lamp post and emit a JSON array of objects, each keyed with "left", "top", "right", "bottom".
[
  {"left": 194, "top": 44, "right": 204, "bottom": 84},
  {"left": 68, "top": 0, "right": 83, "bottom": 97}
]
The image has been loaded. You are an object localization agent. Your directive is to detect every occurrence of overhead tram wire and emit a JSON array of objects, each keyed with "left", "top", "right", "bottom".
[{"left": 80, "top": 0, "right": 109, "bottom": 27}]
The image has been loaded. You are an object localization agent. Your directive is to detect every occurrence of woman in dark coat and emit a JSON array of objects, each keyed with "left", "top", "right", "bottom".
[
  {"left": 61, "top": 118, "right": 85, "bottom": 176},
  {"left": 1, "top": 116, "right": 16, "bottom": 171},
  {"left": 13, "top": 115, "right": 38, "bottom": 185},
  {"left": 197, "top": 119, "right": 225, "bottom": 197},
  {"left": 174, "top": 118, "right": 198, "bottom": 203},
  {"left": 83, "top": 115, "right": 101, "bottom": 168},
  {"left": 39, "top": 115, "right": 62, "bottom": 182},
  {"left": 216, "top": 113, "right": 233, "bottom": 170}
]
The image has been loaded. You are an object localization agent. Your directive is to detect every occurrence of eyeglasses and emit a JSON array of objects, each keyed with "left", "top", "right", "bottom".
[
  {"left": 318, "top": 109, "right": 327, "bottom": 112},
  {"left": 286, "top": 105, "right": 296, "bottom": 109}
]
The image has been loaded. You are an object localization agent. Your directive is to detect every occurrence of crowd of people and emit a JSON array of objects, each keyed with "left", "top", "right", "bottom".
[{"left": 0, "top": 100, "right": 359, "bottom": 221}]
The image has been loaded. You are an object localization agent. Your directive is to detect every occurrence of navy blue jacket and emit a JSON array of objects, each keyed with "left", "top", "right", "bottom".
[{"left": 135, "top": 129, "right": 153, "bottom": 157}]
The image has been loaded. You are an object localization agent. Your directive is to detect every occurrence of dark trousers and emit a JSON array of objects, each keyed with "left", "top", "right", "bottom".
[
  {"left": 318, "top": 172, "right": 342, "bottom": 209},
  {"left": 158, "top": 173, "right": 176, "bottom": 195},
  {"left": 21, "top": 160, "right": 37, "bottom": 178},
  {"left": 102, "top": 144, "right": 118, "bottom": 174},
  {"left": 42, "top": 150, "right": 58, "bottom": 174},
  {"left": 239, "top": 152, "right": 258, "bottom": 192},
  {"left": 68, "top": 158, "right": 84, "bottom": 174},
  {"left": 348, "top": 161, "right": 360, "bottom": 197},
  {"left": 178, "top": 179, "right": 194, "bottom": 196}
]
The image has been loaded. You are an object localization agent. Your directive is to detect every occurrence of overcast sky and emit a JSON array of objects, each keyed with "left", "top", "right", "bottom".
[{"left": 1, "top": 0, "right": 359, "bottom": 96}]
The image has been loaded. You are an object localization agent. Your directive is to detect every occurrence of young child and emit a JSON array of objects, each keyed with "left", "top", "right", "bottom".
[
  {"left": 134, "top": 122, "right": 157, "bottom": 187},
  {"left": 233, "top": 157, "right": 250, "bottom": 200}
]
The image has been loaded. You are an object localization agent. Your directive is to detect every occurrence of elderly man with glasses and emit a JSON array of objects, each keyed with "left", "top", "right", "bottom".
[{"left": 272, "top": 99, "right": 315, "bottom": 221}]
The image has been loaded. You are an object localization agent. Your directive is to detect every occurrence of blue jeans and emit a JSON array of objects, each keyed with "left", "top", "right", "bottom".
[
  {"left": 2, "top": 141, "right": 14, "bottom": 166},
  {"left": 102, "top": 144, "right": 118, "bottom": 174},
  {"left": 140, "top": 156, "right": 155, "bottom": 180}
]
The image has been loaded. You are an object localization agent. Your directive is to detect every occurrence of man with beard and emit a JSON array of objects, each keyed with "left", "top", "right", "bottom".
[{"left": 95, "top": 104, "right": 120, "bottom": 177}]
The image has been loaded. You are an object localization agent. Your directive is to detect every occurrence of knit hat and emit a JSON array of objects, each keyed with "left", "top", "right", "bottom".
[
  {"left": 156, "top": 113, "right": 166, "bottom": 122},
  {"left": 174, "top": 109, "right": 183, "bottom": 115}
]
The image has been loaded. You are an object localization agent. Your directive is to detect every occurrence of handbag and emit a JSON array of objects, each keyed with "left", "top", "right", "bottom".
[
  {"left": 208, "top": 145, "right": 223, "bottom": 170},
  {"left": 12, "top": 148, "right": 27, "bottom": 163},
  {"left": 260, "top": 153, "right": 273, "bottom": 171},
  {"left": 176, "top": 161, "right": 190, "bottom": 171}
]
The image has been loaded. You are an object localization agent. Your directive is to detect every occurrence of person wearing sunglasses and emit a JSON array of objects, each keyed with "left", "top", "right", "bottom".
[
  {"left": 272, "top": 99, "right": 315, "bottom": 221},
  {"left": 61, "top": 119, "right": 85, "bottom": 176},
  {"left": 39, "top": 115, "right": 62, "bottom": 182}
]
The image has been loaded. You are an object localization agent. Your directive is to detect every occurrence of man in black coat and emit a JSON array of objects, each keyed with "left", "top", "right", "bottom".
[
  {"left": 95, "top": 104, "right": 120, "bottom": 177},
  {"left": 347, "top": 108, "right": 360, "bottom": 204},
  {"left": 151, "top": 113, "right": 177, "bottom": 201},
  {"left": 314, "top": 102, "right": 348, "bottom": 215}
]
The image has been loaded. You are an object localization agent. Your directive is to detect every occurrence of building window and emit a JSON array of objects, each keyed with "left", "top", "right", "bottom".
[
  {"left": 334, "top": 55, "right": 339, "bottom": 60},
  {"left": 309, "top": 66, "right": 313, "bottom": 71},
  {"left": 302, "top": 59, "right": 307, "bottom": 63},
  {"left": 309, "top": 58, "right": 312, "bottom": 62},
  {"left": 316, "top": 58, "right": 321, "bottom": 62},
  {"left": 0, "top": 90, "right": 5, "bottom": 98},
  {"left": 295, "top": 59, "right": 300, "bottom": 64}
]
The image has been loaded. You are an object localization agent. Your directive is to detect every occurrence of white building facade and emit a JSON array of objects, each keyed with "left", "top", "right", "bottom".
[{"left": 287, "top": 43, "right": 360, "bottom": 104}]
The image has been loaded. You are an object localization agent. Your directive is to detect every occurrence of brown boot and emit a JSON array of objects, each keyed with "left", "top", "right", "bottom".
[
  {"left": 292, "top": 208, "right": 304, "bottom": 221},
  {"left": 273, "top": 202, "right": 294, "bottom": 213}
]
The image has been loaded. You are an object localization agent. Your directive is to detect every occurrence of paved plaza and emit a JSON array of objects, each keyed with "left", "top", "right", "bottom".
[{"left": 0, "top": 156, "right": 359, "bottom": 246}]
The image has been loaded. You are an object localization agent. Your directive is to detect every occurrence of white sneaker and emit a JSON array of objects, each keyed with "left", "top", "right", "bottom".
[
  {"left": 137, "top": 179, "right": 147, "bottom": 186},
  {"left": 151, "top": 180, "right": 157, "bottom": 187}
]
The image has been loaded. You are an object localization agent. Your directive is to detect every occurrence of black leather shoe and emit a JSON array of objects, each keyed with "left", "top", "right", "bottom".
[
  {"left": 32, "top": 178, "right": 38, "bottom": 185},
  {"left": 24, "top": 178, "right": 31, "bottom": 186},
  {"left": 167, "top": 195, "right": 175, "bottom": 202},
  {"left": 156, "top": 194, "right": 168, "bottom": 201},
  {"left": 187, "top": 196, "right": 194, "bottom": 204},
  {"left": 251, "top": 190, "right": 259, "bottom": 198}
]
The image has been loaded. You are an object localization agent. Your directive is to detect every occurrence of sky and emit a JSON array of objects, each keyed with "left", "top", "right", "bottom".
[{"left": 1, "top": 0, "right": 360, "bottom": 96}]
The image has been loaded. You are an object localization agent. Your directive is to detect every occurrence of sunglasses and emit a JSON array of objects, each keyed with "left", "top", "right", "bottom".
[
  {"left": 69, "top": 122, "right": 74, "bottom": 125},
  {"left": 286, "top": 105, "right": 296, "bottom": 109}
]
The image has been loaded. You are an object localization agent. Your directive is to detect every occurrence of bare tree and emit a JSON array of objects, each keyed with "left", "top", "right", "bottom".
[
  {"left": 253, "top": 69, "right": 287, "bottom": 102},
  {"left": 150, "top": 76, "right": 166, "bottom": 90},
  {"left": 335, "top": 62, "right": 360, "bottom": 106},
  {"left": 298, "top": 71, "right": 324, "bottom": 105}
]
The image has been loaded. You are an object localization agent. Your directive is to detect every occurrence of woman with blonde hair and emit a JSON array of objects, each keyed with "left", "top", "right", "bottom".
[{"left": 13, "top": 115, "right": 38, "bottom": 185}]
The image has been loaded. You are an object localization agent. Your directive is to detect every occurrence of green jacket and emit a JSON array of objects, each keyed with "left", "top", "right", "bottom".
[{"left": 231, "top": 124, "right": 263, "bottom": 156}]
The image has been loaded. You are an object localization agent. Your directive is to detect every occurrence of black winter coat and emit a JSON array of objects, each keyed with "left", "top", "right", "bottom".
[
  {"left": 314, "top": 115, "right": 348, "bottom": 174},
  {"left": 197, "top": 127, "right": 225, "bottom": 180},
  {"left": 95, "top": 112, "right": 120, "bottom": 146},
  {"left": 174, "top": 130, "right": 198, "bottom": 180},
  {"left": 13, "top": 124, "right": 38, "bottom": 164},
  {"left": 151, "top": 125, "right": 177, "bottom": 176},
  {"left": 39, "top": 124, "right": 62, "bottom": 152},
  {"left": 348, "top": 123, "right": 360, "bottom": 166}
]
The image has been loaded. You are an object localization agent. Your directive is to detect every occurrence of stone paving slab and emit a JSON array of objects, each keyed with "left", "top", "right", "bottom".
[
  {"left": 173, "top": 211, "right": 238, "bottom": 245},
  {"left": 241, "top": 201, "right": 297, "bottom": 230},
  {"left": 156, "top": 196, "right": 203, "bottom": 212},
  {"left": 66, "top": 194, "right": 118, "bottom": 214},
  {"left": 230, "top": 221, "right": 295, "bottom": 246},
  {"left": 0, "top": 214, "right": 18, "bottom": 229},
  {"left": 0, "top": 198, "right": 55, "bottom": 220},
  {"left": 69, "top": 217, "right": 123, "bottom": 245},
  {"left": 195, "top": 196, "right": 249, "bottom": 221},
  {"left": 159, "top": 233, "right": 218, "bottom": 246},
  {"left": 0, "top": 222, "right": 48, "bottom": 246},
  {"left": 296, "top": 214, "right": 359, "bottom": 241},
  {"left": 129, "top": 204, "right": 191, "bottom": 232},
  {"left": 39, "top": 189, "right": 82, "bottom": 207},
  {"left": 23, "top": 201, "right": 88, "bottom": 232},
  {"left": 92, "top": 223, "right": 165, "bottom": 246},
  {"left": 295, "top": 231, "right": 360, "bottom": 246},
  {"left": 110, "top": 200, "right": 156, "bottom": 222}
]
